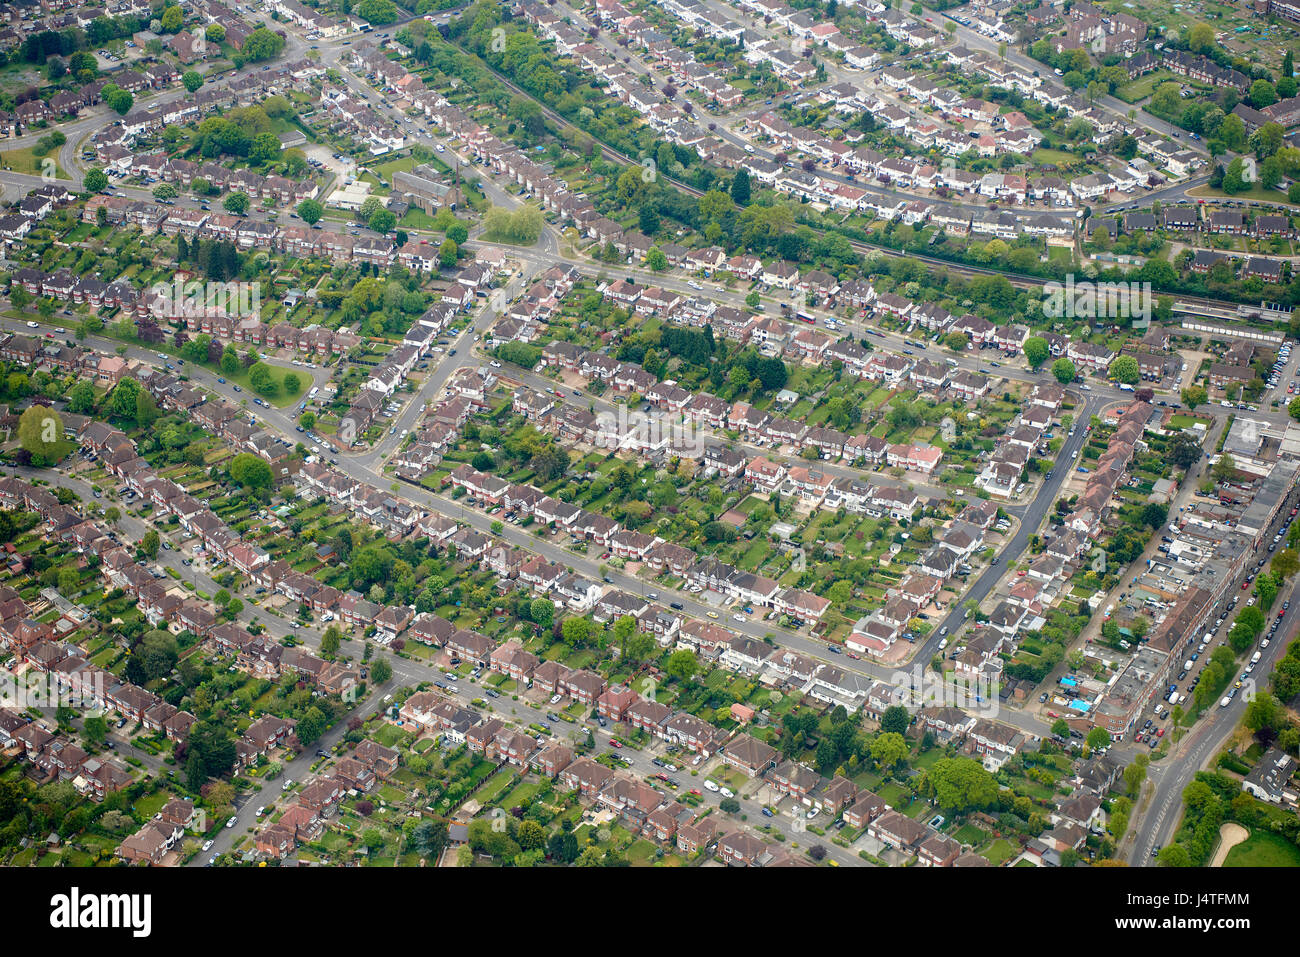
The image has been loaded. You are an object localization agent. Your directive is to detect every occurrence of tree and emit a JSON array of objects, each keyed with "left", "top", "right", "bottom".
[
  {"left": 104, "top": 87, "right": 133, "bottom": 115},
  {"left": 645, "top": 247, "right": 668, "bottom": 272},
  {"left": 370, "top": 656, "right": 392, "bottom": 685},
  {"left": 944, "top": 331, "right": 969, "bottom": 353},
  {"left": 357, "top": 0, "right": 399, "bottom": 23},
  {"left": 368, "top": 208, "right": 396, "bottom": 234},
  {"left": 439, "top": 239, "right": 458, "bottom": 268},
  {"left": 228, "top": 452, "right": 273, "bottom": 490},
  {"left": 140, "top": 529, "right": 160, "bottom": 560},
  {"left": 18, "top": 406, "right": 63, "bottom": 462},
  {"left": 613, "top": 614, "right": 637, "bottom": 661},
  {"left": 135, "top": 389, "right": 158, "bottom": 428},
  {"left": 1255, "top": 572, "right": 1278, "bottom": 609},
  {"left": 1187, "top": 21, "right": 1216, "bottom": 53},
  {"left": 1244, "top": 693, "right": 1282, "bottom": 734},
  {"left": 223, "top": 192, "right": 249, "bottom": 216},
  {"left": 182, "top": 70, "right": 204, "bottom": 93},
  {"left": 880, "top": 705, "right": 910, "bottom": 736},
  {"left": 730, "top": 168, "right": 751, "bottom": 206},
  {"left": 1023, "top": 336, "right": 1049, "bottom": 369},
  {"left": 925, "top": 757, "right": 999, "bottom": 811},
  {"left": 1141, "top": 501, "right": 1168, "bottom": 529},
  {"left": 1271, "top": 547, "right": 1299, "bottom": 581},
  {"left": 481, "top": 205, "right": 544, "bottom": 245},
  {"left": 1052, "top": 358, "right": 1076, "bottom": 384},
  {"left": 666, "top": 649, "right": 698, "bottom": 683},
  {"left": 561, "top": 616, "right": 592, "bottom": 646},
  {"left": 84, "top": 168, "right": 108, "bottom": 193},
  {"left": 1182, "top": 385, "right": 1208, "bottom": 409},
  {"left": 82, "top": 715, "right": 107, "bottom": 747},
  {"left": 1156, "top": 845, "right": 1192, "bottom": 867},
  {"left": 1108, "top": 354, "right": 1140, "bottom": 384},
  {"left": 138, "top": 630, "right": 179, "bottom": 680},
  {"left": 1212, "top": 453, "right": 1237, "bottom": 484},
  {"left": 870, "top": 731, "right": 907, "bottom": 770},
  {"left": 296, "top": 199, "right": 323, "bottom": 225},
  {"left": 1085, "top": 727, "right": 1111, "bottom": 752},
  {"left": 1250, "top": 78, "right": 1279, "bottom": 109},
  {"left": 241, "top": 27, "right": 286, "bottom": 63},
  {"left": 295, "top": 706, "right": 327, "bottom": 746},
  {"left": 1123, "top": 759, "right": 1147, "bottom": 796},
  {"left": 160, "top": 4, "right": 184, "bottom": 32}
]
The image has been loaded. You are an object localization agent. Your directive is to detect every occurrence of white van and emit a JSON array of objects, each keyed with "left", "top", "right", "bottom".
[{"left": 1251, "top": 651, "right": 1262, "bottom": 664}]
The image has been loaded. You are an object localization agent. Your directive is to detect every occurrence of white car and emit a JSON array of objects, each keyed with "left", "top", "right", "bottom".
[
  {"left": 26, "top": 321, "right": 38, "bottom": 329},
  {"left": 202, "top": 839, "right": 214, "bottom": 851},
  {"left": 732, "top": 614, "right": 746, "bottom": 623},
  {"left": 720, "top": 787, "right": 734, "bottom": 798},
  {"left": 281, "top": 778, "right": 294, "bottom": 790},
  {"left": 490, "top": 360, "right": 502, "bottom": 368},
  {"left": 225, "top": 817, "right": 236, "bottom": 829},
  {"left": 703, "top": 780, "right": 720, "bottom": 792},
  {"left": 550, "top": 693, "right": 563, "bottom": 704}
]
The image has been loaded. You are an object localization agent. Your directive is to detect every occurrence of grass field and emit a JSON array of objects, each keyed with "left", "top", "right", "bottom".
[
  {"left": 1223, "top": 829, "right": 1300, "bottom": 867},
  {"left": 982, "top": 838, "right": 1017, "bottom": 865},
  {"left": 1114, "top": 70, "right": 1176, "bottom": 104},
  {"left": 0, "top": 147, "right": 68, "bottom": 179}
]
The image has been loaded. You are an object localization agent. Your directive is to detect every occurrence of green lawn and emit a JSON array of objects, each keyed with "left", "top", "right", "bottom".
[
  {"left": 1223, "top": 829, "right": 1300, "bottom": 867},
  {"left": 982, "top": 838, "right": 1017, "bottom": 865},
  {"left": 0, "top": 146, "right": 68, "bottom": 178}
]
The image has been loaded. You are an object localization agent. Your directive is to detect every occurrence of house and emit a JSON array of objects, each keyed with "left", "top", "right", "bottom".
[
  {"left": 1242, "top": 748, "right": 1298, "bottom": 806},
  {"left": 719, "top": 734, "right": 779, "bottom": 777}
]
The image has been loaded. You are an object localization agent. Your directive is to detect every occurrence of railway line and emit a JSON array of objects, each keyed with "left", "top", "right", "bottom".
[{"left": 441, "top": 32, "right": 1277, "bottom": 322}]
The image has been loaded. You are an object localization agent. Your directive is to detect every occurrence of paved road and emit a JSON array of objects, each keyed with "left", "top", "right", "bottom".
[
  {"left": 1128, "top": 487, "right": 1300, "bottom": 865},
  {"left": 913, "top": 392, "right": 1101, "bottom": 673}
]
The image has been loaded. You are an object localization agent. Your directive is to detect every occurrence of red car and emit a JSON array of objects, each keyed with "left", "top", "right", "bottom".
[
  {"left": 609, "top": 740, "right": 622, "bottom": 748},
  {"left": 1156, "top": 728, "right": 1165, "bottom": 737},
  {"left": 690, "top": 789, "right": 702, "bottom": 797},
  {"left": 1047, "top": 711, "right": 1059, "bottom": 718},
  {"left": 1243, "top": 581, "right": 1251, "bottom": 590}
]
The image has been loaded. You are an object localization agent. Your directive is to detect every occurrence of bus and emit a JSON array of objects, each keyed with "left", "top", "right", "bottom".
[{"left": 796, "top": 311, "right": 816, "bottom": 324}]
